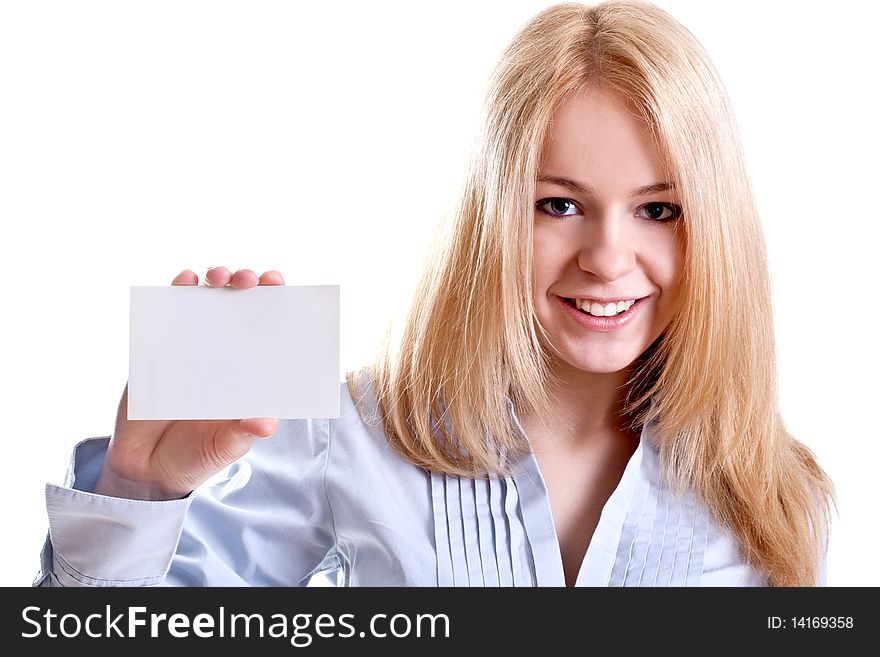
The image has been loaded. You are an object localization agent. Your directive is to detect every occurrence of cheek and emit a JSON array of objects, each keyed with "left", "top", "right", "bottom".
[
  {"left": 532, "top": 221, "right": 577, "bottom": 276},
  {"left": 531, "top": 227, "right": 557, "bottom": 292},
  {"left": 656, "top": 234, "right": 685, "bottom": 304}
]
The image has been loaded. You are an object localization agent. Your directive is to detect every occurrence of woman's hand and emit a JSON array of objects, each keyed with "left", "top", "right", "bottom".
[{"left": 94, "top": 267, "right": 286, "bottom": 500}]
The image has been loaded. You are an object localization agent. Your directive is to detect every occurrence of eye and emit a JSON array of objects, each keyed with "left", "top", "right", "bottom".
[
  {"left": 637, "top": 202, "right": 682, "bottom": 222},
  {"left": 536, "top": 197, "right": 580, "bottom": 218}
]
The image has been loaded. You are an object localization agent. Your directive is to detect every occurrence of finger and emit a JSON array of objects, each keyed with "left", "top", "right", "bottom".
[
  {"left": 230, "top": 268, "right": 259, "bottom": 289},
  {"left": 258, "top": 270, "right": 285, "bottom": 286},
  {"left": 204, "top": 267, "right": 232, "bottom": 287},
  {"left": 172, "top": 269, "right": 199, "bottom": 286}
]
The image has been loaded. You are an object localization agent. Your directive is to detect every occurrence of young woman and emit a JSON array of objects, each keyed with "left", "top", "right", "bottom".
[{"left": 35, "top": 0, "right": 834, "bottom": 587}]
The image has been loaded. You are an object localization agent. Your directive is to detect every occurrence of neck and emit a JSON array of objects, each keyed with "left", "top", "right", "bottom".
[{"left": 518, "top": 361, "right": 636, "bottom": 449}]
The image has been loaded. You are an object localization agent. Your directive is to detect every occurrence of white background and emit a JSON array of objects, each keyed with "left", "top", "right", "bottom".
[{"left": 1, "top": 0, "right": 876, "bottom": 587}]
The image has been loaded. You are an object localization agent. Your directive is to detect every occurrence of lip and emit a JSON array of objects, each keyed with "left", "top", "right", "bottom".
[{"left": 556, "top": 295, "right": 644, "bottom": 332}]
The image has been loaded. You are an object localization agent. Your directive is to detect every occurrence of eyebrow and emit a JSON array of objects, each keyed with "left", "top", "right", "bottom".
[{"left": 537, "top": 175, "right": 675, "bottom": 198}]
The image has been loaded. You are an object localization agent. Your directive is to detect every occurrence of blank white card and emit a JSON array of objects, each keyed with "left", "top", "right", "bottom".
[{"left": 128, "top": 285, "right": 340, "bottom": 420}]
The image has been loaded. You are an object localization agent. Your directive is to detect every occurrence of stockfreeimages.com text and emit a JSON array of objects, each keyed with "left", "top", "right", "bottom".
[{"left": 21, "top": 605, "right": 450, "bottom": 647}]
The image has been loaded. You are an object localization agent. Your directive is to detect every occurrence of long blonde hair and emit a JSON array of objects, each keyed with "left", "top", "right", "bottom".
[{"left": 350, "top": 0, "right": 835, "bottom": 586}]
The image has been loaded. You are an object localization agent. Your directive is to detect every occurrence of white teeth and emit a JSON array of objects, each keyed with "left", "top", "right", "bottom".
[{"left": 572, "top": 298, "right": 636, "bottom": 317}]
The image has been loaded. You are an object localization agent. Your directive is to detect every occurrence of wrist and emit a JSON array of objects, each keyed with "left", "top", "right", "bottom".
[{"left": 94, "top": 467, "right": 191, "bottom": 501}]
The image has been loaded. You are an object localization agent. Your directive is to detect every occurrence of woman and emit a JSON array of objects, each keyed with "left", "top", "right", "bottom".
[{"left": 35, "top": 0, "right": 834, "bottom": 587}]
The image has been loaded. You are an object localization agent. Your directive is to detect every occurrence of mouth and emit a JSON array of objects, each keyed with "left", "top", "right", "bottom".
[
  {"left": 556, "top": 295, "right": 646, "bottom": 330},
  {"left": 563, "top": 297, "right": 639, "bottom": 317}
]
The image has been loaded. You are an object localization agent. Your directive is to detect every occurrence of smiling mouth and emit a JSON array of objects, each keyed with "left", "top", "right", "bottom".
[{"left": 562, "top": 297, "right": 641, "bottom": 318}]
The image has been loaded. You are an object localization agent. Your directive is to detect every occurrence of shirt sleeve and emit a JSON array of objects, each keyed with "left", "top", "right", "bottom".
[{"left": 34, "top": 418, "right": 338, "bottom": 587}]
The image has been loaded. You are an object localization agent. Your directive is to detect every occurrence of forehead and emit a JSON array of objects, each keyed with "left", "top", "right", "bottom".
[{"left": 540, "top": 87, "right": 667, "bottom": 192}]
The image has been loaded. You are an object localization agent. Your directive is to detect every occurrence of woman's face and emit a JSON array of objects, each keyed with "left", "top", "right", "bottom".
[{"left": 532, "top": 86, "right": 684, "bottom": 377}]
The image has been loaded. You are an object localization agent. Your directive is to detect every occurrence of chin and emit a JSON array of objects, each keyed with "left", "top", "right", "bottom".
[
  {"left": 556, "top": 353, "right": 640, "bottom": 376},
  {"left": 573, "top": 362, "right": 633, "bottom": 375}
]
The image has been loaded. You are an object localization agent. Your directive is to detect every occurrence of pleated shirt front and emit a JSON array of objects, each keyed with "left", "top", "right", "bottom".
[{"left": 37, "top": 375, "right": 766, "bottom": 587}]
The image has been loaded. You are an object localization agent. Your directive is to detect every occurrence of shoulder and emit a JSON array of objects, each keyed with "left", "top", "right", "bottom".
[
  {"left": 332, "top": 369, "right": 388, "bottom": 450},
  {"left": 325, "top": 370, "right": 425, "bottom": 477}
]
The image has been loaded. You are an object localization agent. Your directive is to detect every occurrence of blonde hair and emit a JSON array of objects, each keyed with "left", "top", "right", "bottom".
[{"left": 349, "top": 0, "right": 835, "bottom": 586}]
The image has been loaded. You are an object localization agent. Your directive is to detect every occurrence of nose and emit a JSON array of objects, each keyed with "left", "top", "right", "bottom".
[{"left": 576, "top": 213, "right": 636, "bottom": 282}]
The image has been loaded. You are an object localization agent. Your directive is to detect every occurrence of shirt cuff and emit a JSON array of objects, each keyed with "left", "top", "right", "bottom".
[{"left": 43, "top": 437, "right": 193, "bottom": 586}]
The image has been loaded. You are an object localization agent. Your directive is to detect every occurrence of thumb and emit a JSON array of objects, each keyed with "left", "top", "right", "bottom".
[
  {"left": 215, "top": 417, "right": 279, "bottom": 463},
  {"left": 238, "top": 417, "right": 278, "bottom": 439}
]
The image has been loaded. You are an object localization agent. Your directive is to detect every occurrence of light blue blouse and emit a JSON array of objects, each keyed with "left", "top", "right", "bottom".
[{"left": 35, "top": 374, "right": 770, "bottom": 587}]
